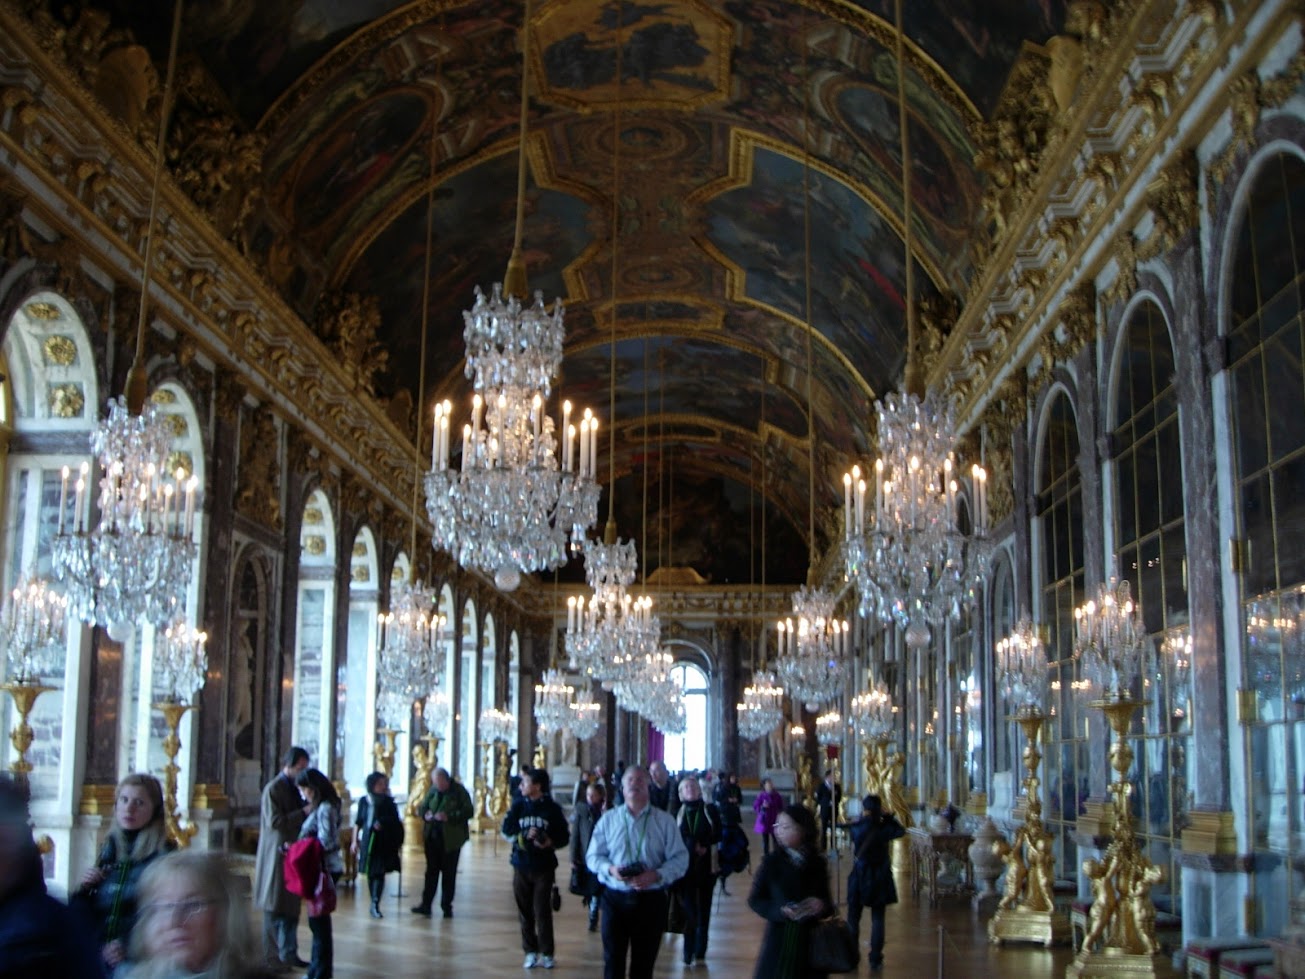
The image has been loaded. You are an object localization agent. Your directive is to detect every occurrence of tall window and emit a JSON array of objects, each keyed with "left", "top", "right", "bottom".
[
  {"left": 1227, "top": 151, "right": 1305, "bottom": 932},
  {"left": 662, "top": 662, "right": 709, "bottom": 772},
  {"left": 1036, "top": 391, "right": 1087, "bottom": 881},
  {"left": 1111, "top": 299, "right": 1189, "bottom": 915}
]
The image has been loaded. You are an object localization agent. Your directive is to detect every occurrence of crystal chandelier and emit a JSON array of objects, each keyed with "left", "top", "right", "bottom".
[
  {"left": 775, "top": 586, "right": 849, "bottom": 712},
  {"left": 377, "top": 579, "right": 445, "bottom": 727},
  {"left": 479, "top": 706, "right": 515, "bottom": 744},
  {"left": 154, "top": 616, "right": 208, "bottom": 704},
  {"left": 533, "top": 668, "right": 575, "bottom": 737},
  {"left": 568, "top": 682, "right": 602, "bottom": 741},
  {"left": 737, "top": 669, "right": 785, "bottom": 742},
  {"left": 565, "top": 531, "right": 660, "bottom": 686},
  {"left": 996, "top": 616, "right": 1047, "bottom": 715},
  {"left": 841, "top": 393, "right": 989, "bottom": 644},
  {"left": 52, "top": 398, "right": 199, "bottom": 638},
  {"left": 815, "top": 710, "right": 844, "bottom": 746},
  {"left": 0, "top": 576, "right": 68, "bottom": 683},
  {"left": 425, "top": 0, "right": 599, "bottom": 592},
  {"left": 849, "top": 677, "right": 896, "bottom": 740},
  {"left": 1074, "top": 577, "right": 1152, "bottom": 702},
  {"left": 424, "top": 688, "right": 452, "bottom": 736}
]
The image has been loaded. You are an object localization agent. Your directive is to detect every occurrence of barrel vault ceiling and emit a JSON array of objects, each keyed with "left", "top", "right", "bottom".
[{"left": 106, "top": 0, "right": 1066, "bottom": 586}]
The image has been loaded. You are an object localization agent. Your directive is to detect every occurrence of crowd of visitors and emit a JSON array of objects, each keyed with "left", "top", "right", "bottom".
[{"left": 0, "top": 750, "right": 898, "bottom": 979}]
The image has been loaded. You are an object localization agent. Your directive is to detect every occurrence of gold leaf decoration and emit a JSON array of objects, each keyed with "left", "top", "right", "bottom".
[
  {"left": 24, "top": 301, "right": 60, "bottom": 321},
  {"left": 304, "top": 535, "right": 326, "bottom": 556},
  {"left": 391, "top": 565, "right": 405, "bottom": 581},
  {"left": 48, "top": 383, "right": 84, "bottom": 418},
  {"left": 164, "top": 413, "right": 189, "bottom": 438},
  {"left": 165, "top": 451, "right": 193, "bottom": 478},
  {"left": 150, "top": 388, "right": 177, "bottom": 405},
  {"left": 303, "top": 506, "right": 324, "bottom": 525},
  {"left": 352, "top": 565, "right": 371, "bottom": 582},
  {"left": 42, "top": 335, "right": 76, "bottom": 365},
  {"left": 352, "top": 541, "right": 368, "bottom": 558}
]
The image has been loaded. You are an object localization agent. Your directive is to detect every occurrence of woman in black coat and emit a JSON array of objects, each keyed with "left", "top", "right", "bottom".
[
  {"left": 569, "top": 781, "right": 607, "bottom": 931},
  {"left": 747, "top": 804, "right": 833, "bottom": 979},
  {"left": 847, "top": 794, "right": 906, "bottom": 972},
  {"left": 353, "top": 772, "right": 404, "bottom": 918}
]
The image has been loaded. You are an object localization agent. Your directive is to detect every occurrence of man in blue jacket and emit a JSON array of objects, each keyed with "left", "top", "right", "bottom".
[{"left": 502, "top": 767, "right": 569, "bottom": 970}]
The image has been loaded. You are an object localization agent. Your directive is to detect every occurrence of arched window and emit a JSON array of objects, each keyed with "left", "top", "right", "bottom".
[
  {"left": 460, "top": 599, "right": 478, "bottom": 782},
  {"left": 1226, "top": 151, "right": 1305, "bottom": 916},
  {"left": 295, "top": 489, "right": 337, "bottom": 771},
  {"left": 1110, "top": 298, "right": 1188, "bottom": 915},
  {"left": 344, "top": 527, "right": 379, "bottom": 793},
  {"left": 1035, "top": 390, "right": 1087, "bottom": 883},
  {"left": 661, "top": 662, "right": 709, "bottom": 772}
]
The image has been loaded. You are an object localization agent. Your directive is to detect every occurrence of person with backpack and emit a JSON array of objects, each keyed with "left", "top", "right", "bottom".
[
  {"left": 295, "top": 769, "right": 342, "bottom": 979},
  {"left": 353, "top": 772, "right": 403, "bottom": 918},
  {"left": 674, "top": 776, "right": 721, "bottom": 968},
  {"left": 846, "top": 794, "right": 906, "bottom": 973}
]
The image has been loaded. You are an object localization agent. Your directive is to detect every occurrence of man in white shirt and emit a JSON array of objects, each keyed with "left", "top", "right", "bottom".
[{"left": 586, "top": 766, "right": 689, "bottom": 979}]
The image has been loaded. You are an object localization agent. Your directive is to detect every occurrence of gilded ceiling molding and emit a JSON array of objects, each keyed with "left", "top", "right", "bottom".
[
  {"left": 935, "top": 0, "right": 1269, "bottom": 425},
  {"left": 312, "top": 291, "right": 389, "bottom": 398},
  {"left": 1136, "top": 150, "right": 1200, "bottom": 262},
  {"left": 235, "top": 405, "right": 283, "bottom": 531},
  {"left": 0, "top": 11, "right": 423, "bottom": 523}
]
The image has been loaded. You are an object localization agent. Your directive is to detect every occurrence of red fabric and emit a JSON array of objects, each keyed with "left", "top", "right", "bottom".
[
  {"left": 307, "top": 871, "right": 337, "bottom": 916},
  {"left": 283, "top": 837, "right": 323, "bottom": 898}
]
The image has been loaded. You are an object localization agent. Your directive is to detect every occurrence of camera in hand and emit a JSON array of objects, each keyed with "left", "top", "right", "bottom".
[{"left": 619, "top": 861, "right": 647, "bottom": 878}]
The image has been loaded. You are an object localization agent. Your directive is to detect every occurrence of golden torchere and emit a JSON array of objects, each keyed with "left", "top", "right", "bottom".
[
  {"left": 532, "top": 743, "right": 546, "bottom": 769},
  {"left": 989, "top": 712, "right": 1070, "bottom": 947},
  {"left": 797, "top": 751, "right": 815, "bottom": 812},
  {"left": 373, "top": 728, "right": 398, "bottom": 779},
  {"left": 1065, "top": 700, "right": 1177, "bottom": 979},
  {"left": 490, "top": 740, "right": 510, "bottom": 821},
  {"left": 472, "top": 741, "right": 493, "bottom": 832},
  {"left": 404, "top": 737, "right": 438, "bottom": 854},
  {"left": 2, "top": 681, "right": 53, "bottom": 784},
  {"left": 862, "top": 736, "right": 914, "bottom": 829},
  {"left": 154, "top": 701, "right": 198, "bottom": 849}
]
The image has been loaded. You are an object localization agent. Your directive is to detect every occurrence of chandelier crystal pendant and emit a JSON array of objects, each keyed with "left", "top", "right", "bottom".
[
  {"left": 1074, "top": 576, "right": 1152, "bottom": 702},
  {"left": 154, "top": 615, "right": 208, "bottom": 704},
  {"left": 996, "top": 616, "right": 1048, "bottom": 715},
  {"left": 568, "top": 682, "right": 602, "bottom": 741},
  {"left": 52, "top": 398, "right": 200, "bottom": 638},
  {"left": 850, "top": 677, "right": 896, "bottom": 740},
  {"left": 0, "top": 576, "right": 69, "bottom": 683},
  {"left": 479, "top": 706, "right": 516, "bottom": 744},
  {"left": 424, "top": 0, "right": 598, "bottom": 592},
  {"left": 424, "top": 688, "right": 452, "bottom": 736},
  {"left": 775, "top": 586, "right": 849, "bottom": 712}
]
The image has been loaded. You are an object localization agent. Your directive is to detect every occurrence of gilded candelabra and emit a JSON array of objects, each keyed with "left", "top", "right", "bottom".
[
  {"left": 490, "top": 739, "right": 511, "bottom": 820},
  {"left": 154, "top": 701, "right": 198, "bottom": 848},
  {"left": 404, "top": 737, "right": 437, "bottom": 854},
  {"left": 862, "top": 736, "right": 913, "bottom": 828},
  {"left": 2, "top": 680, "right": 53, "bottom": 784},
  {"left": 374, "top": 728, "right": 398, "bottom": 779},
  {"left": 793, "top": 726, "right": 814, "bottom": 812},
  {"left": 532, "top": 742, "right": 546, "bottom": 770},
  {"left": 988, "top": 712, "right": 1069, "bottom": 947},
  {"left": 1066, "top": 700, "right": 1175, "bottom": 978},
  {"left": 473, "top": 741, "right": 492, "bottom": 832}
]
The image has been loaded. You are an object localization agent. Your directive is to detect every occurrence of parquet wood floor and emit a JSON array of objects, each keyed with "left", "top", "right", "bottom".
[{"left": 310, "top": 835, "right": 1075, "bottom": 977}]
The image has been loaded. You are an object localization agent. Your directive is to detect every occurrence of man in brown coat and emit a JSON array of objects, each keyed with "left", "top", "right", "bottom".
[{"left": 254, "top": 746, "right": 311, "bottom": 971}]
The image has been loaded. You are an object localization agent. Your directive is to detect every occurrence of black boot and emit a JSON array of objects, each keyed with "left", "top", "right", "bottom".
[{"left": 369, "top": 877, "right": 384, "bottom": 918}]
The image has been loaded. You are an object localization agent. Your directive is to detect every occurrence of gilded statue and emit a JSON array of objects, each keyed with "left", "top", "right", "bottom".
[
  {"left": 406, "top": 743, "right": 431, "bottom": 819},
  {"left": 235, "top": 406, "right": 282, "bottom": 529},
  {"left": 995, "top": 835, "right": 1026, "bottom": 912},
  {"left": 314, "top": 292, "right": 388, "bottom": 397},
  {"left": 1081, "top": 856, "right": 1116, "bottom": 952}
]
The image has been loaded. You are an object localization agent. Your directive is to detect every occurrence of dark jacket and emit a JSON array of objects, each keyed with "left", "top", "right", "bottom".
[
  {"left": 355, "top": 792, "right": 404, "bottom": 877},
  {"left": 570, "top": 802, "right": 605, "bottom": 898},
  {"left": 78, "top": 831, "right": 173, "bottom": 953},
  {"left": 715, "top": 782, "right": 743, "bottom": 827},
  {"left": 676, "top": 800, "right": 721, "bottom": 881},
  {"left": 848, "top": 813, "right": 905, "bottom": 907},
  {"left": 502, "top": 795, "right": 569, "bottom": 873},
  {"left": 748, "top": 847, "right": 833, "bottom": 979},
  {"left": 418, "top": 780, "right": 474, "bottom": 851},
  {"left": 815, "top": 781, "right": 841, "bottom": 822},
  {"left": 649, "top": 777, "right": 678, "bottom": 814},
  {"left": 0, "top": 849, "right": 104, "bottom": 979}
]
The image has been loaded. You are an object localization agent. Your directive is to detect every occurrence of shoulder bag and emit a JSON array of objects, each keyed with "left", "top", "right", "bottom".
[{"left": 807, "top": 914, "right": 860, "bottom": 974}]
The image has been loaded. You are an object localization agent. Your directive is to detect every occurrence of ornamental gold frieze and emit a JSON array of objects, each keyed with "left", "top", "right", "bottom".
[
  {"left": 935, "top": 0, "right": 1252, "bottom": 425},
  {"left": 0, "top": 10, "right": 420, "bottom": 524}
]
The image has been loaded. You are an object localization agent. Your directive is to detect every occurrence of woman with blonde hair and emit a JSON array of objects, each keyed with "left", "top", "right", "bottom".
[
  {"left": 121, "top": 850, "right": 272, "bottom": 979},
  {"left": 74, "top": 773, "right": 173, "bottom": 973}
]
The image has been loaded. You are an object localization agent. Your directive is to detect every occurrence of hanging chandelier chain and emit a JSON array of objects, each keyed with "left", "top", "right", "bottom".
[{"left": 893, "top": 0, "right": 919, "bottom": 398}]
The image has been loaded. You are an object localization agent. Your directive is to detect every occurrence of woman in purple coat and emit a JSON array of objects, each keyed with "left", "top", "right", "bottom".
[{"left": 752, "top": 778, "right": 785, "bottom": 856}]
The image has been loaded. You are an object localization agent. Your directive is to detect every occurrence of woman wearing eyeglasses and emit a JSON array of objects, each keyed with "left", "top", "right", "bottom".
[
  {"left": 119, "top": 850, "right": 275, "bottom": 979},
  {"left": 73, "top": 774, "right": 174, "bottom": 974}
]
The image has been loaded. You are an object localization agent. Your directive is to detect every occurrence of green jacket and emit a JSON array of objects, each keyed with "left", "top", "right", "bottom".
[{"left": 418, "top": 780, "right": 475, "bottom": 850}]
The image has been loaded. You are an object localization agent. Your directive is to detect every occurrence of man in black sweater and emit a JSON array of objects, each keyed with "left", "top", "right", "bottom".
[{"left": 502, "top": 767, "right": 570, "bottom": 970}]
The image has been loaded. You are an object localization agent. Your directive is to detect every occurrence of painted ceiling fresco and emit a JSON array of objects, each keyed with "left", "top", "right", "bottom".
[{"left": 96, "top": 0, "right": 1066, "bottom": 581}]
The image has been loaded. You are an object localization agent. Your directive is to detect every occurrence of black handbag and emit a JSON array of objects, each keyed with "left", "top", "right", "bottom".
[
  {"left": 551, "top": 884, "right": 562, "bottom": 912},
  {"left": 807, "top": 914, "right": 860, "bottom": 974}
]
